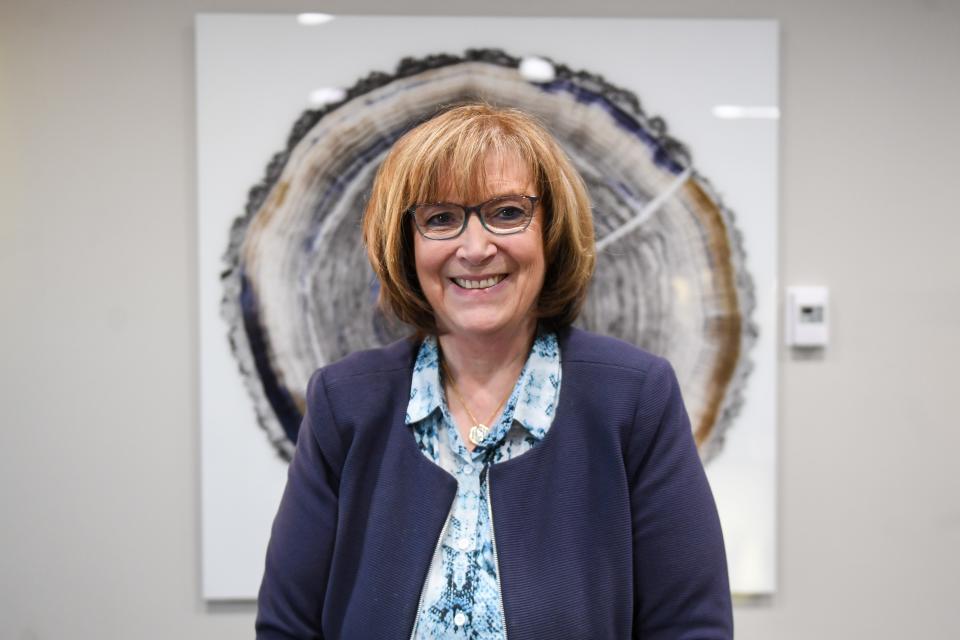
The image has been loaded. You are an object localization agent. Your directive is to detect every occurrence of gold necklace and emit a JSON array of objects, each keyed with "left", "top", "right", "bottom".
[{"left": 443, "top": 365, "right": 512, "bottom": 446}]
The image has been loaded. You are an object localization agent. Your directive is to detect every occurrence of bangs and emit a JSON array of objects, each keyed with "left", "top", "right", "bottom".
[{"left": 406, "top": 122, "right": 542, "bottom": 206}]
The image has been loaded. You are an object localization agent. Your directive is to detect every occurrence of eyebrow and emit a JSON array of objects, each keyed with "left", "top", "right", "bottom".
[{"left": 418, "top": 193, "right": 538, "bottom": 206}]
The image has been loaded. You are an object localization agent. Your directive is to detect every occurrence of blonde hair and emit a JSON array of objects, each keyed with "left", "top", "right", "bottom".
[{"left": 363, "top": 103, "right": 595, "bottom": 334}]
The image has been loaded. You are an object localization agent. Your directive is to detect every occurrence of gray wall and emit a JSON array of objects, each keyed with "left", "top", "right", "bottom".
[{"left": 2, "top": 0, "right": 958, "bottom": 638}]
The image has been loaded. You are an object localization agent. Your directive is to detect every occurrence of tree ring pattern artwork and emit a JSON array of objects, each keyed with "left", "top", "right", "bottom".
[{"left": 220, "top": 49, "right": 758, "bottom": 464}]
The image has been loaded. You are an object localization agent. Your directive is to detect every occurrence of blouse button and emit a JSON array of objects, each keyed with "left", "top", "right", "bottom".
[
  {"left": 456, "top": 538, "right": 470, "bottom": 551},
  {"left": 463, "top": 464, "right": 474, "bottom": 474},
  {"left": 454, "top": 612, "right": 467, "bottom": 626}
]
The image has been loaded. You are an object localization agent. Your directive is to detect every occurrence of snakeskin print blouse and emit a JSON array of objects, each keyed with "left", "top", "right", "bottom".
[{"left": 405, "top": 332, "right": 561, "bottom": 639}]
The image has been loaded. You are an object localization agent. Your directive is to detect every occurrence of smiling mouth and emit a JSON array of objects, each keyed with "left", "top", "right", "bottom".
[{"left": 451, "top": 275, "right": 506, "bottom": 290}]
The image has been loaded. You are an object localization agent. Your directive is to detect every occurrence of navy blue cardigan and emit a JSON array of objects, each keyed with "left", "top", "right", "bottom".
[{"left": 256, "top": 328, "right": 733, "bottom": 639}]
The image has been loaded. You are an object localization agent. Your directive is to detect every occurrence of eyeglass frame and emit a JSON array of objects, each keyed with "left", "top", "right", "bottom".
[{"left": 407, "top": 194, "right": 540, "bottom": 240}]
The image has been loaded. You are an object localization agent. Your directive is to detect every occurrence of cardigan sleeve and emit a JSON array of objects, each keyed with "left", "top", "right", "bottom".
[
  {"left": 627, "top": 357, "right": 734, "bottom": 639},
  {"left": 256, "top": 369, "right": 345, "bottom": 640}
]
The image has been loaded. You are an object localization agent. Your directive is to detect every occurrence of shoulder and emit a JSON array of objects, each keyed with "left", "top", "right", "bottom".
[
  {"left": 559, "top": 327, "right": 670, "bottom": 379},
  {"left": 557, "top": 328, "right": 681, "bottom": 433},
  {"left": 317, "top": 335, "right": 419, "bottom": 385},
  {"left": 303, "top": 336, "right": 419, "bottom": 433}
]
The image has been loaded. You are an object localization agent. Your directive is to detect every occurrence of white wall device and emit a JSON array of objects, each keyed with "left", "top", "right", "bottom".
[{"left": 785, "top": 286, "right": 829, "bottom": 348}]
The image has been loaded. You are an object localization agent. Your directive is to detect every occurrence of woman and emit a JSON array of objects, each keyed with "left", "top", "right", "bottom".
[{"left": 256, "top": 104, "right": 733, "bottom": 639}]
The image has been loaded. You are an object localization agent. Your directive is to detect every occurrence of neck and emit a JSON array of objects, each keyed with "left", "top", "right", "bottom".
[{"left": 437, "top": 319, "right": 537, "bottom": 387}]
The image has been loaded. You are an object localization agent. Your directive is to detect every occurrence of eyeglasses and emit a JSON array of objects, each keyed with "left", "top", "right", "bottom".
[{"left": 408, "top": 194, "right": 539, "bottom": 240}]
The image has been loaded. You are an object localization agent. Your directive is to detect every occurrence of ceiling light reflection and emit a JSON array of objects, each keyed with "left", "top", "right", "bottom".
[
  {"left": 308, "top": 87, "right": 347, "bottom": 107},
  {"left": 297, "top": 13, "right": 335, "bottom": 26},
  {"left": 712, "top": 105, "right": 780, "bottom": 120}
]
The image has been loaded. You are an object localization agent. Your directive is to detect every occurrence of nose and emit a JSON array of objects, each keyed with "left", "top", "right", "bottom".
[{"left": 455, "top": 213, "right": 497, "bottom": 264}]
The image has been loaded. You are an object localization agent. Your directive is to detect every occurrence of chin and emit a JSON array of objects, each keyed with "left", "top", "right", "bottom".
[
  {"left": 444, "top": 314, "right": 533, "bottom": 339},
  {"left": 447, "top": 323, "right": 506, "bottom": 338}
]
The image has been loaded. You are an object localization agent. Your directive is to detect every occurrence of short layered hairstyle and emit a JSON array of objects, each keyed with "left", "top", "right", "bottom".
[{"left": 363, "top": 103, "right": 596, "bottom": 334}]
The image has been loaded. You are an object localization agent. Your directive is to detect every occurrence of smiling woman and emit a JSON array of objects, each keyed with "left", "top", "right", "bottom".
[{"left": 256, "top": 104, "right": 733, "bottom": 640}]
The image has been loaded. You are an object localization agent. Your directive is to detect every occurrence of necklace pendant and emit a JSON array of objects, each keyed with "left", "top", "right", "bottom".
[{"left": 468, "top": 423, "right": 490, "bottom": 446}]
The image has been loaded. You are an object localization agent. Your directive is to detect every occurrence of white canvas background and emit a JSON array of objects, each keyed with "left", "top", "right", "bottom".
[{"left": 196, "top": 14, "right": 778, "bottom": 599}]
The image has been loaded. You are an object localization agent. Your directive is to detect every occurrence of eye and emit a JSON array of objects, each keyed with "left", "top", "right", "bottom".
[
  {"left": 483, "top": 196, "right": 532, "bottom": 229},
  {"left": 423, "top": 210, "right": 458, "bottom": 228},
  {"left": 491, "top": 205, "right": 525, "bottom": 221}
]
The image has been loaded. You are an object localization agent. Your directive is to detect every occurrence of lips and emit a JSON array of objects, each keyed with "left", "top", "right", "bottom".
[{"left": 451, "top": 274, "right": 506, "bottom": 290}]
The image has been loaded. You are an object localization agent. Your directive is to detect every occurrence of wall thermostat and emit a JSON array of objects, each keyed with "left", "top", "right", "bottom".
[{"left": 785, "top": 286, "right": 829, "bottom": 348}]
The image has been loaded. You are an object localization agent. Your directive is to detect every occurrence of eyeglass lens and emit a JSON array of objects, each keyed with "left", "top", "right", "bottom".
[{"left": 413, "top": 195, "right": 534, "bottom": 239}]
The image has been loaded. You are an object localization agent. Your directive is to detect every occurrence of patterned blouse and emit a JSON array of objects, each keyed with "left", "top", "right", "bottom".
[{"left": 405, "top": 332, "right": 561, "bottom": 640}]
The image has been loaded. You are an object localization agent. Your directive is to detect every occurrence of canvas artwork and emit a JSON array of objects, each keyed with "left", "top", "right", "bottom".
[{"left": 198, "top": 15, "right": 778, "bottom": 599}]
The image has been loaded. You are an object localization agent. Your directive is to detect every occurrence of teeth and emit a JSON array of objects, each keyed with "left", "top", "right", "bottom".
[{"left": 453, "top": 275, "right": 505, "bottom": 290}]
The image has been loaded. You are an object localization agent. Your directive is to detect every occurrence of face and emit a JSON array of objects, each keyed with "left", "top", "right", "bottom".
[{"left": 413, "top": 152, "right": 546, "bottom": 341}]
